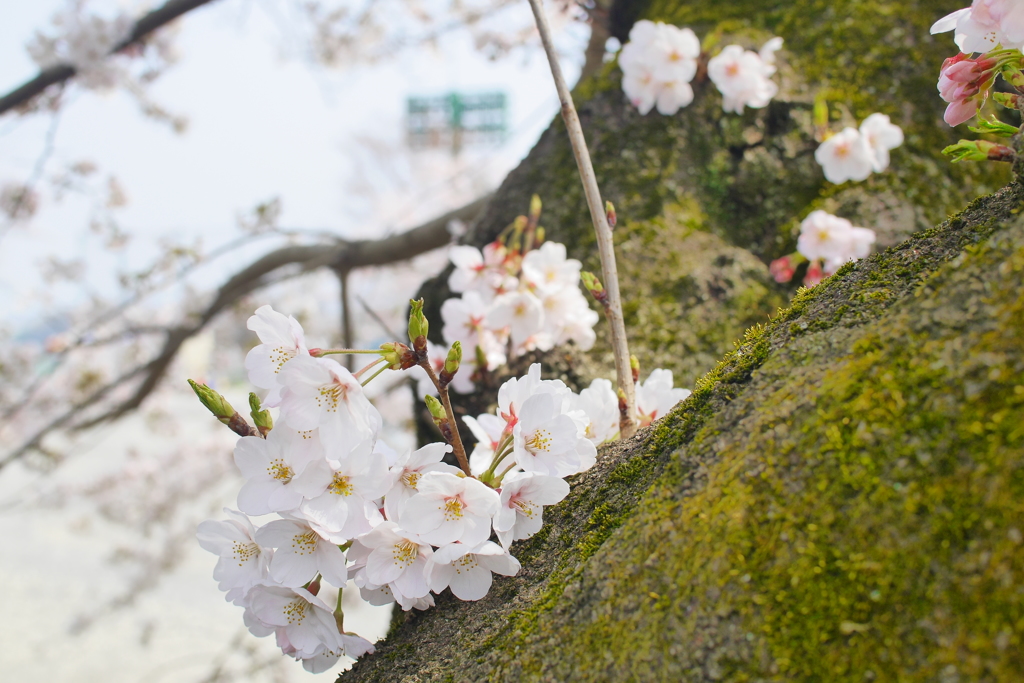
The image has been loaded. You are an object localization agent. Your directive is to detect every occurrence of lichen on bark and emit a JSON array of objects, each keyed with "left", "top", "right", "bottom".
[{"left": 355, "top": 1, "right": 1024, "bottom": 680}]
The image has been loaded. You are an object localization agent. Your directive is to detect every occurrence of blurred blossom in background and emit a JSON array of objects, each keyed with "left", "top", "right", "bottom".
[{"left": 0, "top": 0, "right": 597, "bottom": 680}]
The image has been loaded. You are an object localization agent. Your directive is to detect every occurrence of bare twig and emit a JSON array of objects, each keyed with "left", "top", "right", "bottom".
[
  {"left": 526, "top": 0, "right": 637, "bottom": 438},
  {"left": 0, "top": 0, "right": 218, "bottom": 117},
  {"left": 0, "top": 195, "right": 491, "bottom": 470}
]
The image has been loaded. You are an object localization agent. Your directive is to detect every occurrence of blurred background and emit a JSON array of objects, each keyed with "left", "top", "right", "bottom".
[{"left": 0, "top": 1, "right": 608, "bottom": 680}]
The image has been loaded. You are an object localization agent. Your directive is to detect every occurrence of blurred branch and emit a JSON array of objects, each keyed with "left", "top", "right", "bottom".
[
  {"left": 0, "top": 194, "right": 490, "bottom": 470},
  {"left": 0, "top": 0, "right": 218, "bottom": 117}
]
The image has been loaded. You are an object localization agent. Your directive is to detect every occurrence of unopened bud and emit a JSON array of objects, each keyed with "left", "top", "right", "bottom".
[
  {"left": 943, "top": 139, "right": 1015, "bottom": 163},
  {"left": 425, "top": 394, "right": 447, "bottom": 423},
  {"left": 630, "top": 355, "right": 640, "bottom": 384},
  {"left": 993, "top": 92, "right": 1024, "bottom": 111},
  {"left": 813, "top": 96, "right": 829, "bottom": 133},
  {"left": 439, "top": 341, "right": 462, "bottom": 389},
  {"left": 529, "top": 194, "right": 542, "bottom": 222},
  {"left": 408, "top": 299, "right": 429, "bottom": 357},
  {"left": 535, "top": 226, "right": 545, "bottom": 243},
  {"left": 248, "top": 393, "right": 273, "bottom": 437},
  {"left": 769, "top": 256, "right": 795, "bottom": 283},
  {"left": 617, "top": 386, "right": 628, "bottom": 417},
  {"left": 1002, "top": 64, "right": 1024, "bottom": 90},
  {"left": 424, "top": 394, "right": 450, "bottom": 440},
  {"left": 380, "top": 341, "right": 416, "bottom": 370},
  {"left": 189, "top": 379, "right": 235, "bottom": 423},
  {"left": 605, "top": 200, "right": 617, "bottom": 228},
  {"left": 188, "top": 380, "right": 257, "bottom": 437},
  {"left": 581, "top": 270, "right": 608, "bottom": 306}
]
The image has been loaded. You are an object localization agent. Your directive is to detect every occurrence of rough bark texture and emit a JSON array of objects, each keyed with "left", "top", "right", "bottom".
[{"left": 355, "top": 1, "right": 1024, "bottom": 680}]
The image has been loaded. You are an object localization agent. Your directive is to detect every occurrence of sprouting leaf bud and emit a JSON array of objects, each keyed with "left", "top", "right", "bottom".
[
  {"left": 529, "top": 194, "right": 542, "bottom": 221},
  {"left": 425, "top": 394, "right": 448, "bottom": 428},
  {"left": 630, "top": 355, "right": 640, "bottom": 384},
  {"left": 408, "top": 299, "right": 429, "bottom": 357},
  {"left": 605, "top": 200, "right": 617, "bottom": 228},
  {"left": 993, "top": 92, "right": 1024, "bottom": 111},
  {"left": 439, "top": 341, "right": 462, "bottom": 389},
  {"left": 969, "top": 116, "right": 1021, "bottom": 137},
  {"left": 942, "top": 139, "right": 1015, "bottom": 163},
  {"left": 581, "top": 270, "right": 609, "bottom": 306},
  {"left": 248, "top": 392, "right": 273, "bottom": 437}
]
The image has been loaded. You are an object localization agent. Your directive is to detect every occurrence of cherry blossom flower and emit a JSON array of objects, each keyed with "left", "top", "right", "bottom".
[
  {"left": 244, "top": 305, "right": 309, "bottom": 406},
  {"left": 255, "top": 518, "right": 348, "bottom": 587},
  {"left": 521, "top": 242, "right": 581, "bottom": 293},
  {"left": 294, "top": 438, "right": 390, "bottom": 541},
  {"left": 196, "top": 509, "right": 272, "bottom": 599},
  {"left": 356, "top": 522, "right": 434, "bottom": 602},
  {"left": 622, "top": 64, "right": 660, "bottom": 115},
  {"left": 425, "top": 541, "right": 521, "bottom": 601},
  {"left": 382, "top": 442, "right": 461, "bottom": 520},
  {"left": 575, "top": 378, "right": 619, "bottom": 444},
  {"left": 619, "top": 20, "right": 700, "bottom": 116},
  {"left": 814, "top": 127, "right": 875, "bottom": 184},
  {"left": 512, "top": 392, "right": 583, "bottom": 477},
  {"left": 463, "top": 413, "right": 509, "bottom": 476},
  {"left": 486, "top": 290, "right": 544, "bottom": 349},
  {"left": 493, "top": 473, "right": 570, "bottom": 549},
  {"left": 931, "top": 1, "right": 1024, "bottom": 53},
  {"left": 398, "top": 471, "right": 499, "bottom": 546},
  {"left": 296, "top": 633, "right": 375, "bottom": 673},
  {"left": 278, "top": 355, "right": 382, "bottom": 447},
  {"left": 247, "top": 585, "right": 343, "bottom": 658},
  {"left": 796, "top": 210, "right": 876, "bottom": 274},
  {"left": 635, "top": 369, "right": 691, "bottom": 427},
  {"left": 233, "top": 426, "right": 323, "bottom": 515},
  {"left": 447, "top": 243, "right": 514, "bottom": 299},
  {"left": 707, "top": 38, "right": 783, "bottom": 113},
  {"left": 859, "top": 113, "right": 904, "bottom": 172}
]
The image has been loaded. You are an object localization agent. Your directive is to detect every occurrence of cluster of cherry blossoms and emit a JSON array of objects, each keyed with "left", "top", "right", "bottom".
[
  {"left": 194, "top": 300, "right": 691, "bottom": 674},
  {"left": 27, "top": 8, "right": 133, "bottom": 91},
  {"left": 619, "top": 20, "right": 783, "bottom": 116},
  {"left": 769, "top": 211, "right": 876, "bottom": 287},
  {"left": 431, "top": 196, "right": 598, "bottom": 394},
  {"left": 814, "top": 113, "right": 905, "bottom": 184},
  {"left": 929, "top": 2, "right": 1024, "bottom": 165}
]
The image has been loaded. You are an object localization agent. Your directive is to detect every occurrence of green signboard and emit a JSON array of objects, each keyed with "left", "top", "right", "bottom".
[{"left": 406, "top": 92, "right": 507, "bottom": 153}]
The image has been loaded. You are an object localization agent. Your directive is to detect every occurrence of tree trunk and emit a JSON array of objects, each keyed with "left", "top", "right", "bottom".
[{"left": 368, "top": 1, "right": 1024, "bottom": 680}]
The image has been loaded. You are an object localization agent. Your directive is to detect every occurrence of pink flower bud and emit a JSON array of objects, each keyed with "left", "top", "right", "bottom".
[
  {"left": 944, "top": 98, "right": 981, "bottom": 127},
  {"left": 769, "top": 256, "right": 795, "bottom": 283},
  {"left": 803, "top": 261, "right": 824, "bottom": 287}
]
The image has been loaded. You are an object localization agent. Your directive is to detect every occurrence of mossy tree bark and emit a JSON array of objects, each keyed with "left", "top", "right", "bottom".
[{"left": 358, "top": 1, "right": 1024, "bottom": 680}]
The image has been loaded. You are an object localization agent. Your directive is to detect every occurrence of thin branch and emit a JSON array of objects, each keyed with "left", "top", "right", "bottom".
[
  {"left": 0, "top": 0, "right": 218, "bottom": 117},
  {"left": 419, "top": 359, "right": 472, "bottom": 476},
  {"left": 526, "top": 0, "right": 637, "bottom": 438},
  {"left": 0, "top": 194, "right": 491, "bottom": 470}
]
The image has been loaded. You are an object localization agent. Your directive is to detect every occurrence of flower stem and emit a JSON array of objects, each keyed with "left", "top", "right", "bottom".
[
  {"left": 526, "top": 0, "right": 637, "bottom": 439},
  {"left": 418, "top": 359, "right": 472, "bottom": 476},
  {"left": 313, "top": 348, "right": 381, "bottom": 357}
]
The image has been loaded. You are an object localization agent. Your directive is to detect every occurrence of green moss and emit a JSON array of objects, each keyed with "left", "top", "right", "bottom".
[{"left": 485, "top": 186, "right": 1024, "bottom": 682}]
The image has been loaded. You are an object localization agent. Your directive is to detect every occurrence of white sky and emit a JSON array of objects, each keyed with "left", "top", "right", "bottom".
[
  {"left": 0, "top": 0, "right": 587, "bottom": 327},
  {"left": 0, "top": 1, "right": 589, "bottom": 681}
]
